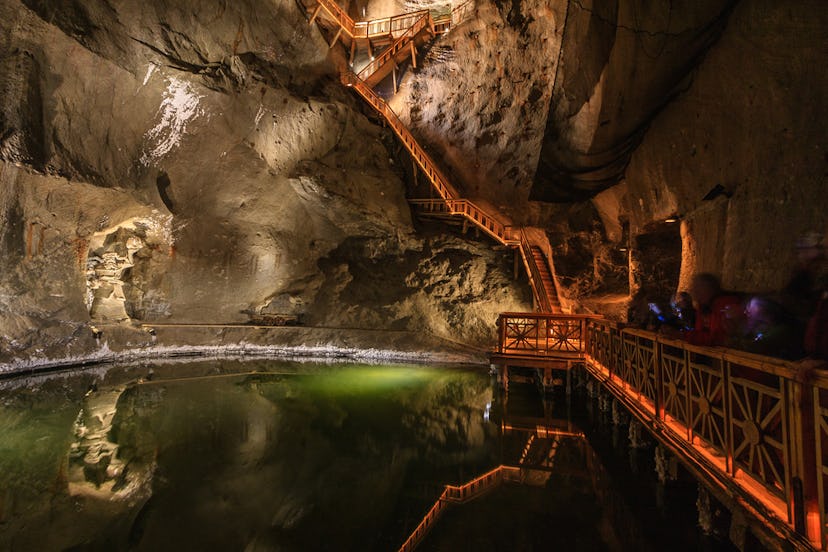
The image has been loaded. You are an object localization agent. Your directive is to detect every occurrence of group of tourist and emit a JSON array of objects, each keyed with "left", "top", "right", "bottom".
[{"left": 627, "top": 232, "right": 828, "bottom": 361}]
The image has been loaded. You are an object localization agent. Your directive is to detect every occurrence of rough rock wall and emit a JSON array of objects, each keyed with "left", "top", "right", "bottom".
[
  {"left": 390, "top": 0, "right": 565, "bottom": 222},
  {"left": 619, "top": 0, "right": 828, "bottom": 293},
  {"left": 379, "top": 0, "right": 826, "bottom": 310},
  {"left": 0, "top": 0, "right": 530, "bottom": 364},
  {"left": 532, "top": 0, "right": 736, "bottom": 202}
]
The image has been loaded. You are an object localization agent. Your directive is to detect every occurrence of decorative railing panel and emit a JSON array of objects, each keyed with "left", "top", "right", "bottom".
[
  {"left": 660, "top": 342, "right": 690, "bottom": 428},
  {"left": 497, "top": 313, "right": 590, "bottom": 356},
  {"left": 582, "top": 318, "right": 827, "bottom": 549},
  {"left": 688, "top": 354, "right": 729, "bottom": 456},
  {"left": 728, "top": 362, "right": 789, "bottom": 500}
]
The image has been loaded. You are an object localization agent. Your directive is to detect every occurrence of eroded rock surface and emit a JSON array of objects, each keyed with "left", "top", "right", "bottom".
[{"left": 0, "top": 0, "right": 529, "bottom": 365}]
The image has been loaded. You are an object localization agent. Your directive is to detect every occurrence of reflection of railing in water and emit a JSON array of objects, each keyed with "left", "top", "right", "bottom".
[
  {"left": 581, "top": 318, "right": 828, "bottom": 549},
  {"left": 397, "top": 465, "right": 521, "bottom": 552}
]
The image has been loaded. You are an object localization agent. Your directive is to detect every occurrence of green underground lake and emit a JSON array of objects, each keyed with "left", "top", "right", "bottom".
[{"left": 0, "top": 359, "right": 736, "bottom": 551}]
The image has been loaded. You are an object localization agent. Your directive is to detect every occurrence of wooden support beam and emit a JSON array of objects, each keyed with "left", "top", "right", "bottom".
[
  {"left": 329, "top": 26, "right": 343, "bottom": 49},
  {"left": 367, "top": 40, "right": 373, "bottom": 61},
  {"left": 514, "top": 248, "right": 520, "bottom": 280},
  {"left": 392, "top": 64, "right": 397, "bottom": 94},
  {"left": 309, "top": 3, "right": 322, "bottom": 25},
  {"left": 410, "top": 41, "right": 417, "bottom": 68},
  {"left": 349, "top": 39, "right": 356, "bottom": 66}
]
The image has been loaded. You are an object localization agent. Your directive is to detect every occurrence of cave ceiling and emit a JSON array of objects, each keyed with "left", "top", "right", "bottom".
[{"left": 531, "top": 0, "right": 738, "bottom": 203}]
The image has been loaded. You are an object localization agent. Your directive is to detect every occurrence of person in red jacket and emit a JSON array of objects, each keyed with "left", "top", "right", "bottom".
[{"left": 685, "top": 273, "right": 742, "bottom": 346}]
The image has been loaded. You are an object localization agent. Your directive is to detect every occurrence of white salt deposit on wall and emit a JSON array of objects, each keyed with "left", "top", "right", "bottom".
[{"left": 140, "top": 77, "right": 204, "bottom": 166}]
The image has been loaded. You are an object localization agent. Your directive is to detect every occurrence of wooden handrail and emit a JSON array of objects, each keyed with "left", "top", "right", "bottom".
[
  {"left": 342, "top": 73, "right": 459, "bottom": 201},
  {"left": 517, "top": 230, "right": 553, "bottom": 312},
  {"left": 580, "top": 317, "right": 828, "bottom": 549},
  {"left": 315, "top": 0, "right": 356, "bottom": 36},
  {"left": 357, "top": 12, "right": 432, "bottom": 80},
  {"left": 353, "top": 9, "right": 431, "bottom": 39},
  {"left": 408, "top": 199, "right": 518, "bottom": 247}
]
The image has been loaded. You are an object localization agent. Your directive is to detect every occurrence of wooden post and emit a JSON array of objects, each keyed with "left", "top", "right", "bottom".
[
  {"left": 514, "top": 249, "right": 520, "bottom": 280},
  {"left": 349, "top": 39, "right": 356, "bottom": 66},
  {"left": 654, "top": 337, "right": 665, "bottom": 421},
  {"left": 392, "top": 64, "right": 398, "bottom": 94},
  {"left": 329, "top": 26, "right": 343, "bottom": 48},
  {"left": 309, "top": 3, "right": 322, "bottom": 25},
  {"left": 367, "top": 40, "right": 373, "bottom": 61},
  {"left": 790, "top": 362, "right": 822, "bottom": 543},
  {"left": 410, "top": 41, "right": 417, "bottom": 68}
]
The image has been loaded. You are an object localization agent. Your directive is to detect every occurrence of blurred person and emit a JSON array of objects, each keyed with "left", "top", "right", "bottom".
[
  {"left": 782, "top": 232, "right": 827, "bottom": 322},
  {"left": 626, "top": 289, "right": 662, "bottom": 330},
  {"left": 684, "top": 273, "right": 742, "bottom": 346},
  {"left": 805, "top": 291, "right": 828, "bottom": 360},
  {"left": 742, "top": 296, "right": 803, "bottom": 360},
  {"left": 671, "top": 291, "right": 696, "bottom": 331},
  {"left": 803, "top": 229, "right": 828, "bottom": 360}
]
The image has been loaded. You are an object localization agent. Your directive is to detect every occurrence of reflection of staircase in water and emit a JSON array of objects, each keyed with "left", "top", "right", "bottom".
[
  {"left": 397, "top": 418, "right": 589, "bottom": 552},
  {"left": 300, "top": 0, "right": 563, "bottom": 314}
]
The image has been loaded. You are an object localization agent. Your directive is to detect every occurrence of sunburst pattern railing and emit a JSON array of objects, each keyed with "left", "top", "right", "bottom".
[{"left": 584, "top": 318, "right": 828, "bottom": 549}]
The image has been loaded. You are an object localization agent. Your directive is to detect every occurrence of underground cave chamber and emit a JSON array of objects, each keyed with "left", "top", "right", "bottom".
[{"left": 0, "top": 0, "right": 826, "bottom": 550}]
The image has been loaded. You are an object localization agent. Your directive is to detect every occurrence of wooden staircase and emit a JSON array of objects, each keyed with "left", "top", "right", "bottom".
[
  {"left": 303, "top": 0, "right": 563, "bottom": 313},
  {"left": 356, "top": 11, "right": 435, "bottom": 88}
]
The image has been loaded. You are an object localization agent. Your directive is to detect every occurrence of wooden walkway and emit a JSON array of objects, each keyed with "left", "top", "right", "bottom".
[
  {"left": 493, "top": 313, "right": 828, "bottom": 551},
  {"left": 303, "top": 0, "right": 562, "bottom": 314}
]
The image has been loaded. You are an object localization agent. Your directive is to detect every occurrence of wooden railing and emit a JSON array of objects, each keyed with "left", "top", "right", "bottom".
[
  {"left": 353, "top": 10, "right": 430, "bottom": 39},
  {"left": 397, "top": 466, "right": 521, "bottom": 552},
  {"left": 517, "top": 230, "right": 557, "bottom": 312},
  {"left": 408, "top": 198, "right": 518, "bottom": 246},
  {"left": 497, "top": 313, "right": 591, "bottom": 356},
  {"left": 583, "top": 318, "right": 828, "bottom": 550},
  {"left": 342, "top": 72, "right": 459, "bottom": 201},
  {"left": 313, "top": 0, "right": 356, "bottom": 36},
  {"left": 433, "top": 0, "right": 475, "bottom": 34},
  {"left": 357, "top": 11, "right": 433, "bottom": 82}
]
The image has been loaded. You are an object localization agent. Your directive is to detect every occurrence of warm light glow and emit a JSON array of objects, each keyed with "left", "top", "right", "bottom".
[{"left": 664, "top": 217, "right": 679, "bottom": 223}]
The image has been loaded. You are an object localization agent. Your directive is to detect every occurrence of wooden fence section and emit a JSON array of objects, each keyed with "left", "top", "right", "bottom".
[
  {"left": 353, "top": 10, "right": 430, "bottom": 39},
  {"left": 497, "top": 313, "right": 591, "bottom": 356},
  {"left": 583, "top": 318, "right": 828, "bottom": 550},
  {"left": 397, "top": 466, "right": 521, "bottom": 552}
]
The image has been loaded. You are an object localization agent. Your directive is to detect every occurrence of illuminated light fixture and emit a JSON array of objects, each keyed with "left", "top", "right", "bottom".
[
  {"left": 664, "top": 217, "right": 679, "bottom": 223},
  {"left": 370, "top": 56, "right": 375, "bottom": 61},
  {"left": 618, "top": 247, "right": 628, "bottom": 252}
]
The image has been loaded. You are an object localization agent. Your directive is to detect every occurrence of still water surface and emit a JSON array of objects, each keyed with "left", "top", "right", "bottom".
[{"left": 0, "top": 360, "right": 735, "bottom": 551}]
